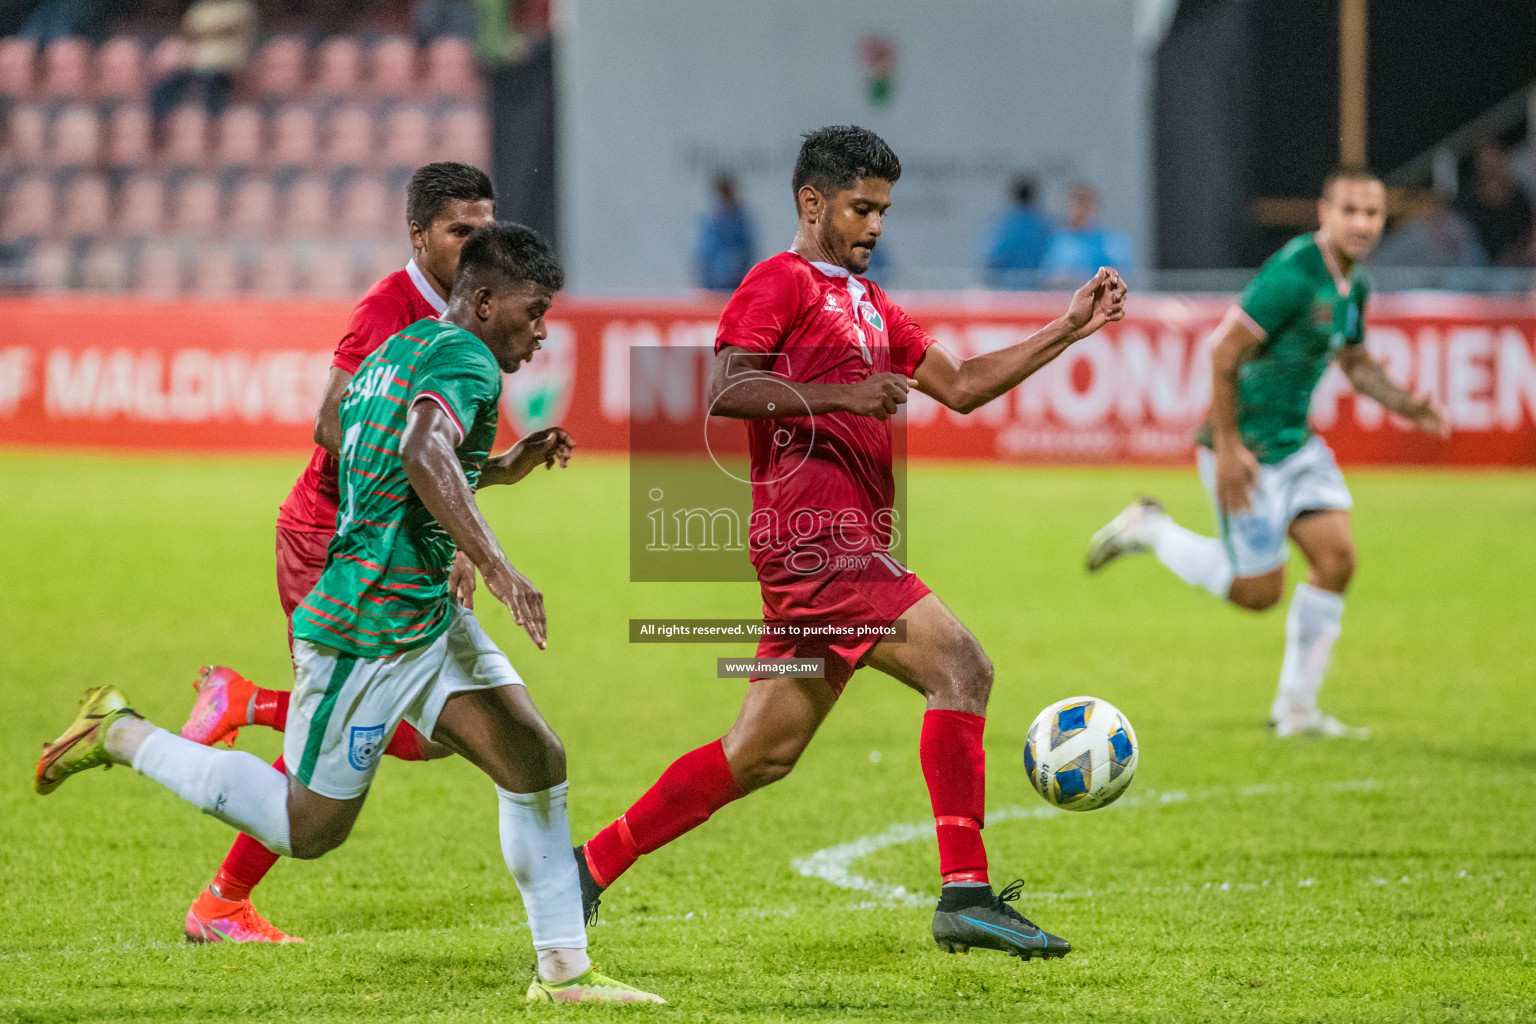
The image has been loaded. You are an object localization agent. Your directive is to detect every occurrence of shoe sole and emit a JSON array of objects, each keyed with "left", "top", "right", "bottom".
[{"left": 934, "top": 936, "right": 1068, "bottom": 960}]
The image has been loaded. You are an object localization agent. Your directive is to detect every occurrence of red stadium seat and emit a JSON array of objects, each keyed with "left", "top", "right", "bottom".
[
  {"left": 365, "top": 239, "right": 405, "bottom": 283},
  {"left": 303, "top": 240, "right": 358, "bottom": 298},
  {"left": 381, "top": 104, "right": 430, "bottom": 168},
  {"left": 0, "top": 37, "right": 36, "bottom": 99},
  {"left": 214, "top": 104, "right": 264, "bottom": 167},
  {"left": 252, "top": 242, "right": 293, "bottom": 297},
  {"left": 138, "top": 239, "right": 185, "bottom": 297},
  {"left": 28, "top": 239, "right": 71, "bottom": 292},
  {"left": 171, "top": 174, "right": 223, "bottom": 239},
  {"left": 147, "top": 36, "right": 191, "bottom": 81},
  {"left": 96, "top": 36, "right": 146, "bottom": 101},
  {"left": 269, "top": 104, "right": 319, "bottom": 169},
  {"left": 370, "top": 36, "right": 418, "bottom": 99},
  {"left": 1, "top": 175, "right": 54, "bottom": 242},
  {"left": 313, "top": 37, "right": 362, "bottom": 100},
  {"left": 227, "top": 174, "right": 276, "bottom": 237},
  {"left": 106, "top": 104, "right": 152, "bottom": 168},
  {"left": 117, "top": 173, "right": 167, "bottom": 238},
  {"left": 163, "top": 104, "right": 210, "bottom": 168},
  {"left": 256, "top": 37, "right": 307, "bottom": 100},
  {"left": 41, "top": 37, "right": 89, "bottom": 100},
  {"left": 60, "top": 172, "right": 111, "bottom": 237},
  {"left": 324, "top": 104, "right": 375, "bottom": 169},
  {"left": 338, "top": 175, "right": 389, "bottom": 238},
  {"left": 6, "top": 103, "right": 49, "bottom": 166},
  {"left": 424, "top": 37, "right": 479, "bottom": 100},
  {"left": 281, "top": 175, "right": 332, "bottom": 236},
  {"left": 435, "top": 105, "right": 488, "bottom": 167},
  {"left": 81, "top": 238, "right": 131, "bottom": 292},
  {"left": 51, "top": 104, "right": 101, "bottom": 168},
  {"left": 193, "top": 242, "right": 241, "bottom": 298}
]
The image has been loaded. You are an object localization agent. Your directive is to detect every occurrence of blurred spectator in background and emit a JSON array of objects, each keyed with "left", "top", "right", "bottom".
[
  {"left": 1038, "top": 183, "right": 1133, "bottom": 287},
  {"left": 150, "top": 0, "right": 257, "bottom": 126},
  {"left": 695, "top": 174, "right": 755, "bottom": 293},
  {"left": 982, "top": 175, "right": 1053, "bottom": 287},
  {"left": 1456, "top": 140, "right": 1533, "bottom": 266},
  {"left": 413, "top": 0, "right": 477, "bottom": 44},
  {"left": 17, "top": 0, "right": 112, "bottom": 42},
  {"left": 1373, "top": 189, "right": 1486, "bottom": 268}
]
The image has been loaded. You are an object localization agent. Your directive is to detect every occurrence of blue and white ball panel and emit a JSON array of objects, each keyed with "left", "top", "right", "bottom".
[{"left": 1024, "top": 695, "right": 1139, "bottom": 812}]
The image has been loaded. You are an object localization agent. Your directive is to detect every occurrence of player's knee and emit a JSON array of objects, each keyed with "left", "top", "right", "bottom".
[
  {"left": 1229, "top": 575, "right": 1283, "bottom": 611},
  {"left": 287, "top": 823, "right": 348, "bottom": 860},
  {"left": 734, "top": 741, "right": 805, "bottom": 792},
  {"left": 1313, "top": 545, "right": 1356, "bottom": 592}
]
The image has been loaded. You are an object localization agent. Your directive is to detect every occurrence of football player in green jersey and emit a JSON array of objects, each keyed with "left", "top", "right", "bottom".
[
  {"left": 1087, "top": 167, "right": 1447, "bottom": 738},
  {"left": 35, "top": 224, "right": 664, "bottom": 1004}
]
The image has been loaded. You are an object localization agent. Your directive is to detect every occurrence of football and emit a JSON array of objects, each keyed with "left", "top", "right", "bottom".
[{"left": 1023, "top": 696, "right": 1138, "bottom": 811}]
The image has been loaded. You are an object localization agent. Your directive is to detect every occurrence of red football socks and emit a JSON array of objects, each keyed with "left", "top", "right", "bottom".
[
  {"left": 921, "top": 709, "right": 989, "bottom": 885},
  {"left": 210, "top": 754, "right": 285, "bottom": 902},
  {"left": 252, "top": 689, "right": 288, "bottom": 731},
  {"left": 583, "top": 739, "right": 746, "bottom": 888}
]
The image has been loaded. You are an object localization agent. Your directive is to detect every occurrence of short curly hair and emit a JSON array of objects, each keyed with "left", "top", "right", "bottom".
[{"left": 453, "top": 223, "right": 564, "bottom": 294}]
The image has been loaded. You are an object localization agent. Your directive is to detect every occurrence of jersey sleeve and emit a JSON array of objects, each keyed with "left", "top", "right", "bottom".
[
  {"left": 334, "top": 292, "right": 414, "bottom": 374},
  {"left": 1237, "top": 258, "right": 1312, "bottom": 339},
  {"left": 410, "top": 338, "right": 501, "bottom": 445},
  {"left": 871, "top": 285, "right": 935, "bottom": 376},
  {"left": 715, "top": 259, "right": 802, "bottom": 355}
]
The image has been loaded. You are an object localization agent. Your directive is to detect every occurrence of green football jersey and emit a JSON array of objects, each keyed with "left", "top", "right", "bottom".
[
  {"left": 292, "top": 318, "right": 502, "bottom": 658},
  {"left": 1197, "top": 232, "right": 1370, "bottom": 463}
]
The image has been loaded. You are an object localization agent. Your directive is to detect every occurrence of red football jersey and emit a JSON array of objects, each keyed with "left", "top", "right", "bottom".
[
  {"left": 715, "top": 251, "right": 934, "bottom": 570},
  {"left": 277, "top": 260, "right": 448, "bottom": 533}
]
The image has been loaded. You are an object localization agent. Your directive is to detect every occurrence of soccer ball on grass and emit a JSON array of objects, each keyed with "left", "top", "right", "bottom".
[{"left": 1023, "top": 695, "right": 1138, "bottom": 810}]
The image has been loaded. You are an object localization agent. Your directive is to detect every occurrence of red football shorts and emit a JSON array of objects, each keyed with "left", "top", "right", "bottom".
[
  {"left": 753, "top": 550, "right": 930, "bottom": 695},
  {"left": 275, "top": 523, "right": 332, "bottom": 644}
]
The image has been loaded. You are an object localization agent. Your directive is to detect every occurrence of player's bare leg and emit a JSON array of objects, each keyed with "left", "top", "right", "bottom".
[
  {"left": 1272, "top": 510, "right": 1367, "bottom": 738},
  {"left": 861, "top": 593, "right": 1070, "bottom": 959}
]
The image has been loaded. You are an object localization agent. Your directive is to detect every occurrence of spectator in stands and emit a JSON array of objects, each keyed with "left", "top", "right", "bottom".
[
  {"left": 1456, "top": 140, "right": 1533, "bottom": 267},
  {"left": 694, "top": 174, "right": 755, "bottom": 293},
  {"left": 1372, "top": 189, "right": 1486, "bottom": 268},
  {"left": 1038, "top": 183, "right": 1134, "bottom": 287},
  {"left": 17, "top": 0, "right": 112, "bottom": 42},
  {"left": 982, "top": 175, "right": 1053, "bottom": 288},
  {"left": 150, "top": 0, "right": 257, "bottom": 127},
  {"left": 413, "top": 0, "right": 477, "bottom": 44}
]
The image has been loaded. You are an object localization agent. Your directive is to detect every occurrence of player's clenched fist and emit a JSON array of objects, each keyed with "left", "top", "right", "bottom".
[{"left": 844, "top": 372, "right": 917, "bottom": 420}]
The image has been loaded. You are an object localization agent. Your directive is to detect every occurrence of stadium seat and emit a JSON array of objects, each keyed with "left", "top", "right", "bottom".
[
  {"left": 96, "top": 37, "right": 147, "bottom": 101},
  {"left": 324, "top": 104, "right": 375, "bottom": 169},
  {"left": 147, "top": 36, "right": 191, "bottom": 82},
  {"left": 338, "top": 175, "right": 389, "bottom": 238},
  {"left": 435, "top": 105, "right": 488, "bottom": 167},
  {"left": 6, "top": 104, "right": 48, "bottom": 166},
  {"left": 302, "top": 240, "right": 359, "bottom": 298},
  {"left": 1, "top": 175, "right": 53, "bottom": 243},
  {"left": 81, "top": 238, "right": 131, "bottom": 292},
  {"left": 106, "top": 104, "right": 152, "bottom": 169},
  {"left": 40, "top": 37, "right": 89, "bottom": 100},
  {"left": 270, "top": 104, "right": 319, "bottom": 170},
  {"left": 50, "top": 104, "right": 101, "bottom": 168},
  {"left": 365, "top": 240, "right": 405, "bottom": 283},
  {"left": 214, "top": 104, "right": 263, "bottom": 168},
  {"left": 370, "top": 36, "right": 417, "bottom": 99},
  {"left": 60, "top": 172, "right": 111, "bottom": 238},
  {"left": 281, "top": 175, "right": 332, "bottom": 236},
  {"left": 256, "top": 37, "right": 307, "bottom": 101},
  {"left": 313, "top": 37, "right": 362, "bottom": 100},
  {"left": 227, "top": 174, "right": 276, "bottom": 236},
  {"left": 163, "top": 105, "right": 210, "bottom": 169},
  {"left": 424, "top": 37, "right": 478, "bottom": 99},
  {"left": 138, "top": 239, "right": 185, "bottom": 297},
  {"left": 252, "top": 241, "right": 293, "bottom": 297},
  {"left": 0, "top": 37, "right": 35, "bottom": 99},
  {"left": 192, "top": 242, "right": 240, "bottom": 298},
  {"left": 171, "top": 174, "right": 222, "bottom": 239},
  {"left": 117, "top": 173, "right": 167, "bottom": 238},
  {"left": 381, "top": 104, "right": 430, "bottom": 168},
  {"left": 28, "top": 239, "right": 72, "bottom": 292}
]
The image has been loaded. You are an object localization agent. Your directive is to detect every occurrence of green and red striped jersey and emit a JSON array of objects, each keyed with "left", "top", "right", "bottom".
[{"left": 292, "top": 318, "right": 502, "bottom": 658}]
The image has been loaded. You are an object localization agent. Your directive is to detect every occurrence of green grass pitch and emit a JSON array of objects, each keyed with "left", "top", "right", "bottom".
[{"left": 1, "top": 451, "right": 1533, "bottom": 1023}]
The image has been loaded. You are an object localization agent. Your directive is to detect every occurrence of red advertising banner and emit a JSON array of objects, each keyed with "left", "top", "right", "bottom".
[{"left": 1, "top": 294, "right": 1533, "bottom": 464}]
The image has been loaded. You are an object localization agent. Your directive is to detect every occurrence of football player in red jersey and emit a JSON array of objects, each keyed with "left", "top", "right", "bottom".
[
  {"left": 179, "top": 163, "right": 574, "bottom": 943},
  {"left": 576, "top": 126, "right": 1127, "bottom": 960}
]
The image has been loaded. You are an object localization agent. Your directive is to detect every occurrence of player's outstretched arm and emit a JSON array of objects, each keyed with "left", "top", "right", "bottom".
[
  {"left": 1208, "top": 315, "right": 1262, "bottom": 514},
  {"left": 478, "top": 427, "right": 577, "bottom": 488},
  {"left": 400, "top": 399, "right": 547, "bottom": 648},
  {"left": 1337, "top": 345, "right": 1448, "bottom": 437},
  {"left": 914, "top": 267, "right": 1127, "bottom": 414},
  {"left": 707, "top": 345, "right": 917, "bottom": 421}
]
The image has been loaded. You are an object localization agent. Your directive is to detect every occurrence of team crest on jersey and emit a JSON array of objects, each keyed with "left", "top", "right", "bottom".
[
  {"left": 501, "top": 321, "right": 575, "bottom": 432},
  {"left": 859, "top": 303, "right": 884, "bottom": 330},
  {"left": 348, "top": 724, "right": 386, "bottom": 771}
]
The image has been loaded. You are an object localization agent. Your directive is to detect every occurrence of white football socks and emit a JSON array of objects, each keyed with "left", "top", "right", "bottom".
[
  {"left": 1273, "top": 582, "right": 1344, "bottom": 720},
  {"left": 497, "top": 781, "right": 589, "bottom": 983},
  {"left": 1142, "top": 512, "right": 1234, "bottom": 599},
  {"left": 131, "top": 728, "right": 292, "bottom": 856}
]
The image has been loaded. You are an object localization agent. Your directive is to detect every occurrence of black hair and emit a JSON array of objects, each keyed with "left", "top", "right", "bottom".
[
  {"left": 406, "top": 162, "right": 495, "bottom": 229},
  {"left": 1011, "top": 176, "right": 1037, "bottom": 205},
  {"left": 1321, "top": 165, "right": 1381, "bottom": 200},
  {"left": 792, "top": 125, "right": 901, "bottom": 198},
  {"left": 452, "top": 222, "right": 564, "bottom": 294}
]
